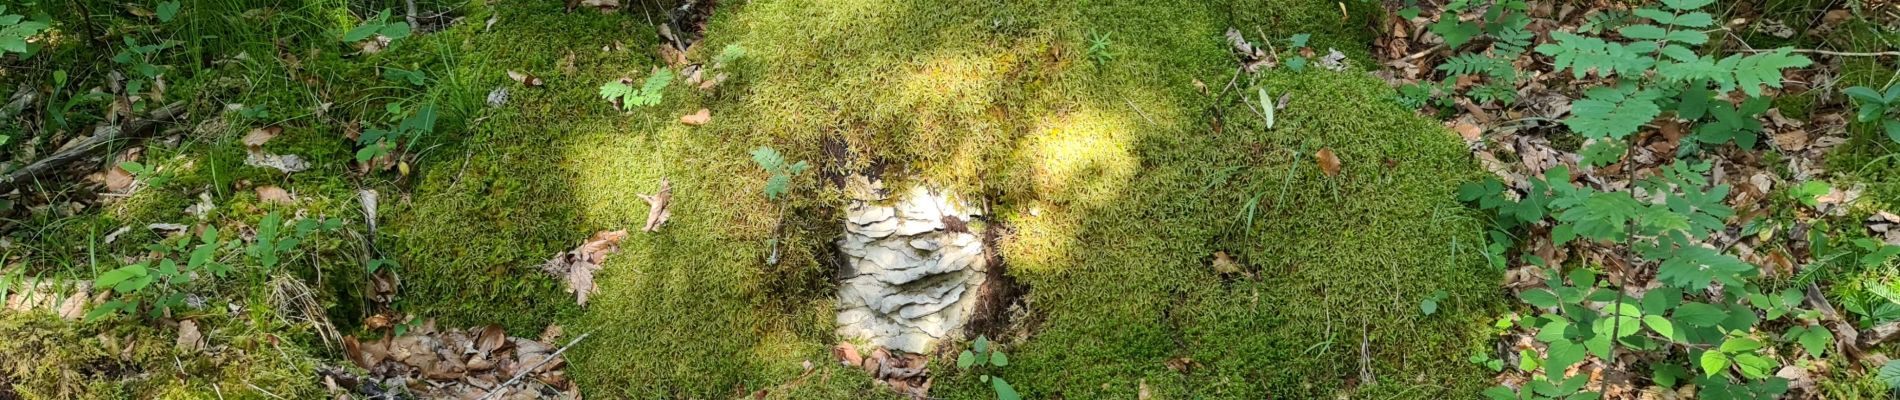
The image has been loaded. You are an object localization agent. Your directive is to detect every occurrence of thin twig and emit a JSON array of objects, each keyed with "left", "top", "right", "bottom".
[
  {"left": 477, "top": 332, "right": 592, "bottom": 400},
  {"left": 1125, "top": 99, "right": 1156, "bottom": 125},
  {"left": 1741, "top": 48, "right": 1900, "bottom": 57}
]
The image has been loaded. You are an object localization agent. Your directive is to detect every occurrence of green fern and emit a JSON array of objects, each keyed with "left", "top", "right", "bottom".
[
  {"left": 750, "top": 147, "right": 809, "bottom": 200},
  {"left": 1565, "top": 84, "right": 1661, "bottom": 140},
  {"left": 1536, "top": 32, "right": 1658, "bottom": 79},
  {"left": 600, "top": 68, "right": 676, "bottom": 111}
]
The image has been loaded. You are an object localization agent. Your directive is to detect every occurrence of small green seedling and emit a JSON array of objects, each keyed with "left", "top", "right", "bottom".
[
  {"left": 1843, "top": 85, "right": 1900, "bottom": 143},
  {"left": 0, "top": 6, "right": 49, "bottom": 55},
  {"left": 1086, "top": 31, "right": 1113, "bottom": 68},
  {"left": 344, "top": 9, "right": 412, "bottom": 43},
  {"left": 155, "top": 1, "right": 181, "bottom": 22},
  {"left": 956, "top": 335, "right": 1019, "bottom": 400},
  {"left": 1420, "top": 289, "right": 1448, "bottom": 315},
  {"left": 749, "top": 146, "right": 808, "bottom": 200},
  {"left": 600, "top": 68, "right": 675, "bottom": 111}
]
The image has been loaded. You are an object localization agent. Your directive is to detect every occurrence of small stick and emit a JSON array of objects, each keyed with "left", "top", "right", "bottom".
[
  {"left": 478, "top": 332, "right": 592, "bottom": 400},
  {"left": 1741, "top": 48, "right": 1900, "bottom": 57},
  {"left": 1125, "top": 99, "right": 1156, "bottom": 125}
]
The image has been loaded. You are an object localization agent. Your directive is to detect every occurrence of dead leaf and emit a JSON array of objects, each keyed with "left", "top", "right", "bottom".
[
  {"left": 105, "top": 147, "right": 143, "bottom": 192},
  {"left": 475, "top": 324, "right": 508, "bottom": 355},
  {"left": 833, "top": 342, "right": 863, "bottom": 367},
  {"left": 1138, "top": 379, "right": 1152, "bottom": 400},
  {"left": 56, "top": 288, "right": 89, "bottom": 320},
  {"left": 541, "top": 230, "right": 630, "bottom": 306},
  {"left": 177, "top": 320, "right": 206, "bottom": 351},
  {"left": 640, "top": 178, "right": 672, "bottom": 232},
  {"left": 256, "top": 186, "right": 295, "bottom": 205},
  {"left": 679, "top": 108, "right": 711, "bottom": 126},
  {"left": 506, "top": 70, "right": 544, "bottom": 87},
  {"left": 1316, "top": 148, "right": 1342, "bottom": 177},
  {"left": 1452, "top": 122, "right": 1483, "bottom": 142},
  {"left": 243, "top": 126, "right": 282, "bottom": 150},
  {"left": 1211, "top": 251, "right": 1243, "bottom": 275}
]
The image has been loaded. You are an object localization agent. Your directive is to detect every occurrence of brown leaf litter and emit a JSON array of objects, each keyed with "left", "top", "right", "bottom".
[
  {"left": 330, "top": 322, "right": 581, "bottom": 399},
  {"left": 832, "top": 343, "right": 931, "bottom": 399},
  {"left": 540, "top": 230, "right": 628, "bottom": 306},
  {"left": 639, "top": 178, "right": 672, "bottom": 232}
]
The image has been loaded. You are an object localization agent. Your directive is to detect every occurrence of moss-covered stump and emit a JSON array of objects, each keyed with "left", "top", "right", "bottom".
[{"left": 381, "top": 0, "right": 1500, "bottom": 398}]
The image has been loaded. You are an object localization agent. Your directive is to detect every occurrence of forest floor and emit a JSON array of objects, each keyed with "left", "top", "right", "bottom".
[{"left": 1, "top": 0, "right": 1898, "bottom": 399}]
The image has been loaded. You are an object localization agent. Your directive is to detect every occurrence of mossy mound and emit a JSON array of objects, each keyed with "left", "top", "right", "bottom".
[{"left": 382, "top": 0, "right": 1500, "bottom": 398}]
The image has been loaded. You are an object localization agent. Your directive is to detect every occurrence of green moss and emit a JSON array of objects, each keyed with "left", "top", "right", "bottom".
[{"left": 0, "top": 312, "right": 324, "bottom": 400}]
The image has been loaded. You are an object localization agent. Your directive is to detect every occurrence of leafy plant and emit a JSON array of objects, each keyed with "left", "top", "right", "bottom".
[
  {"left": 382, "top": 66, "right": 427, "bottom": 86},
  {"left": 343, "top": 9, "right": 412, "bottom": 43},
  {"left": 118, "top": 161, "right": 172, "bottom": 188},
  {"left": 1414, "top": 0, "right": 1532, "bottom": 106},
  {"left": 1086, "top": 31, "right": 1113, "bottom": 68},
  {"left": 1421, "top": 289, "right": 1449, "bottom": 315},
  {"left": 155, "top": 0, "right": 181, "bottom": 22},
  {"left": 246, "top": 211, "right": 342, "bottom": 271},
  {"left": 1460, "top": 159, "right": 1878, "bottom": 399},
  {"left": 1842, "top": 84, "right": 1900, "bottom": 143},
  {"left": 600, "top": 68, "right": 674, "bottom": 111},
  {"left": 0, "top": 5, "right": 48, "bottom": 55},
  {"left": 110, "top": 37, "right": 180, "bottom": 110},
  {"left": 956, "top": 335, "right": 1019, "bottom": 400},
  {"left": 88, "top": 227, "right": 229, "bottom": 321},
  {"left": 749, "top": 146, "right": 808, "bottom": 200},
  {"left": 356, "top": 103, "right": 437, "bottom": 164}
]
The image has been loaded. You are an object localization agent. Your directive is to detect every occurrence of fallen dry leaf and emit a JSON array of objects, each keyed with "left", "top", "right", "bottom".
[
  {"left": 541, "top": 230, "right": 629, "bottom": 306},
  {"left": 256, "top": 186, "right": 295, "bottom": 205},
  {"left": 1452, "top": 122, "right": 1483, "bottom": 142},
  {"left": 243, "top": 126, "right": 283, "bottom": 150},
  {"left": 506, "top": 70, "right": 544, "bottom": 87},
  {"left": 679, "top": 108, "right": 711, "bottom": 126},
  {"left": 104, "top": 147, "right": 143, "bottom": 192},
  {"left": 1316, "top": 148, "right": 1342, "bottom": 177},
  {"left": 1211, "top": 251, "right": 1244, "bottom": 275},
  {"left": 177, "top": 320, "right": 206, "bottom": 351},
  {"left": 833, "top": 342, "right": 863, "bottom": 367},
  {"left": 640, "top": 178, "right": 672, "bottom": 232}
]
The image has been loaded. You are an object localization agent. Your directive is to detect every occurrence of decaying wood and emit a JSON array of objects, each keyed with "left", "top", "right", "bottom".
[{"left": 0, "top": 102, "right": 185, "bottom": 196}]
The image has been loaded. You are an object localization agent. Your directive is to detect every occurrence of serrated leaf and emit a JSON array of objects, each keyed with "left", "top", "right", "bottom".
[
  {"left": 1619, "top": 24, "right": 1668, "bottom": 40},
  {"left": 1879, "top": 360, "right": 1900, "bottom": 388},
  {"left": 1797, "top": 326, "right": 1831, "bottom": 358},
  {"left": 1521, "top": 289, "right": 1560, "bottom": 308},
  {"left": 1643, "top": 315, "right": 1676, "bottom": 340},
  {"left": 1662, "top": 0, "right": 1714, "bottom": 10},
  {"left": 1566, "top": 86, "right": 1660, "bottom": 139}
]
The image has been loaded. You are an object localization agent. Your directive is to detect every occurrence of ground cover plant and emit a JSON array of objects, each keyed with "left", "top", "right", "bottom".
[{"left": 0, "top": 0, "right": 1896, "bottom": 399}]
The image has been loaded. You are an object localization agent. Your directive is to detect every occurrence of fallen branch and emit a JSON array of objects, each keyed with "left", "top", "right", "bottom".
[
  {"left": 0, "top": 101, "right": 185, "bottom": 195},
  {"left": 1743, "top": 48, "right": 1900, "bottom": 57},
  {"left": 476, "top": 332, "right": 591, "bottom": 400}
]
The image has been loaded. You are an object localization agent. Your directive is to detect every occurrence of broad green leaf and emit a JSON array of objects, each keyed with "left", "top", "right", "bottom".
[
  {"left": 1641, "top": 286, "right": 1681, "bottom": 315},
  {"left": 343, "top": 24, "right": 381, "bottom": 42},
  {"left": 1545, "top": 339, "right": 1586, "bottom": 372},
  {"left": 156, "top": 1, "right": 180, "bottom": 22},
  {"left": 1887, "top": 120, "right": 1900, "bottom": 145},
  {"left": 1846, "top": 86, "right": 1889, "bottom": 104},
  {"left": 1670, "top": 12, "right": 1713, "bottom": 27},
  {"left": 993, "top": 377, "right": 1021, "bottom": 400},
  {"left": 1731, "top": 353, "right": 1775, "bottom": 379},
  {"left": 1481, "top": 386, "right": 1517, "bottom": 400},
  {"left": 1643, "top": 315, "right": 1676, "bottom": 340},
  {"left": 974, "top": 335, "right": 989, "bottom": 354},
  {"left": 991, "top": 350, "right": 1009, "bottom": 366},
  {"left": 1879, "top": 360, "right": 1900, "bottom": 388},
  {"left": 379, "top": 22, "right": 411, "bottom": 40},
  {"left": 1661, "top": 0, "right": 1714, "bottom": 10},
  {"left": 1673, "top": 302, "right": 1728, "bottom": 327},
  {"left": 1700, "top": 350, "right": 1729, "bottom": 376},
  {"left": 1719, "top": 337, "right": 1763, "bottom": 353},
  {"left": 957, "top": 350, "right": 975, "bottom": 369},
  {"left": 1797, "top": 326, "right": 1831, "bottom": 358}
]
